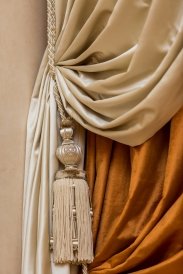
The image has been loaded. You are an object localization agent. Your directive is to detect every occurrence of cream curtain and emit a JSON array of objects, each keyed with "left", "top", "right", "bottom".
[
  {"left": 54, "top": 0, "right": 183, "bottom": 146},
  {"left": 22, "top": 1, "right": 183, "bottom": 274},
  {"left": 22, "top": 60, "right": 82, "bottom": 274}
]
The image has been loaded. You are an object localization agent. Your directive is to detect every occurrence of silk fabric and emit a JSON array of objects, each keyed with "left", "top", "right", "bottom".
[
  {"left": 54, "top": 0, "right": 183, "bottom": 146},
  {"left": 86, "top": 108, "right": 183, "bottom": 273}
]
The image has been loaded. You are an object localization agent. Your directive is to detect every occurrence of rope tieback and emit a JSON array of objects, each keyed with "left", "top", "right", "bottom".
[{"left": 46, "top": 0, "right": 94, "bottom": 273}]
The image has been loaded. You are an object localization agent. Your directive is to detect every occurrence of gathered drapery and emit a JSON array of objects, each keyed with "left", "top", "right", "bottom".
[
  {"left": 54, "top": 0, "right": 183, "bottom": 146},
  {"left": 22, "top": 1, "right": 183, "bottom": 274},
  {"left": 22, "top": 62, "right": 82, "bottom": 274},
  {"left": 86, "top": 108, "right": 183, "bottom": 274}
]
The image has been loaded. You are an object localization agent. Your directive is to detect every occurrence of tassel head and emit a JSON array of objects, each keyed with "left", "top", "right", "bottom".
[{"left": 56, "top": 128, "right": 82, "bottom": 171}]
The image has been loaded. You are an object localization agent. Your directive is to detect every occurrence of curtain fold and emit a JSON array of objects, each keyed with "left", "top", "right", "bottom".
[
  {"left": 22, "top": 62, "right": 52, "bottom": 274},
  {"left": 22, "top": 1, "right": 183, "bottom": 274},
  {"left": 54, "top": 0, "right": 183, "bottom": 146},
  {"left": 22, "top": 59, "right": 82, "bottom": 274},
  {"left": 86, "top": 108, "right": 183, "bottom": 274}
]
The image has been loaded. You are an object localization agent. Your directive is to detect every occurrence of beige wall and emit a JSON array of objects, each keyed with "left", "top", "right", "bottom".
[{"left": 0, "top": 1, "right": 46, "bottom": 273}]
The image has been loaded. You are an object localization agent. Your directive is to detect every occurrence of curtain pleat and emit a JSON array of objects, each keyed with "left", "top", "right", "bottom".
[
  {"left": 86, "top": 108, "right": 183, "bottom": 274},
  {"left": 54, "top": 0, "right": 183, "bottom": 146},
  {"left": 22, "top": 61, "right": 84, "bottom": 274}
]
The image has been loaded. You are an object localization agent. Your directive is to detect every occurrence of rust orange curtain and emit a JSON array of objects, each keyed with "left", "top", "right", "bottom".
[{"left": 85, "top": 108, "right": 183, "bottom": 274}]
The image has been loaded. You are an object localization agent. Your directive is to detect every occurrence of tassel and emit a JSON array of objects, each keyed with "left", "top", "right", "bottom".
[
  {"left": 46, "top": 0, "right": 93, "bottom": 267},
  {"left": 52, "top": 121, "right": 93, "bottom": 265}
]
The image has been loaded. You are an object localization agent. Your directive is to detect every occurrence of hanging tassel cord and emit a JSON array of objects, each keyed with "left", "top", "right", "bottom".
[
  {"left": 47, "top": 0, "right": 56, "bottom": 78},
  {"left": 46, "top": 0, "right": 93, "bottom": 273},
  {"left": 47, "top": 0, "right": 68, "bottom": 122},
  {"left": 82, "top": 263, "right": 88, "bottom": 274}
]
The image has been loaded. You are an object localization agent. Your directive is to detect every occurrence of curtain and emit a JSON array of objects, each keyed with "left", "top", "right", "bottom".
[
  {"left": 54, "top": 0, "right": 183, "bottom": 146},
  {"left": 86, "top": 108, "right": 183, "bottom": 274},
  {"left": 22, "top": 1, "right": 183, "bottom": 274},
  {"left": 22, "top": 59, "right": 82, "bottom": 274}
]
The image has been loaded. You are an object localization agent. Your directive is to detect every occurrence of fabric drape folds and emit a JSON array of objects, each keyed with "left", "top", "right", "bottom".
[
  {"left": 22, "top": 1, "right": 183, "bottom": 274},
  {"left": 54, "top": 0, "right": 183, "bottom": 146},
  {"left": 22, "top": 61, "right": 82, "bottom": 274},
  {"left": 86, "top": 108, "right": 183, "bottom": 274}
]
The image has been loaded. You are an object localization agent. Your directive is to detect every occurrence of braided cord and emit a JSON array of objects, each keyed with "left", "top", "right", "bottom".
[
  {"left": 82, "top": 263, "right": 88, "bottom": 274},
  {"left": 47, "top": 0, "right": 68, "bottom": 122},
  {"left": 47, "top": 0, "right": 56, "bottom": 78}
]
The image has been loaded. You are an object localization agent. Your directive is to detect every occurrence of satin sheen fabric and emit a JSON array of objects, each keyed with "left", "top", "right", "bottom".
[
  {"left": 54, "top": 0, "right": 183, "bottom": 146},
  {"left": 22, "top": 69, "right": 82, "bottom": 274},
  {"left": 22, "top": 1, "right": 183, "bottom": 274},
  {"left": 85, "top": 108, "right": 183, "bottom": 274}
]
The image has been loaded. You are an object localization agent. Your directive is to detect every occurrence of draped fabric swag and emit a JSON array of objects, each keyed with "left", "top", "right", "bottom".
[
  {"left": 54, "top": 0, "right": 183, "bottom": 146},
  {"left": 22, "top": 1, "right": 183, "bottom": 274}
]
